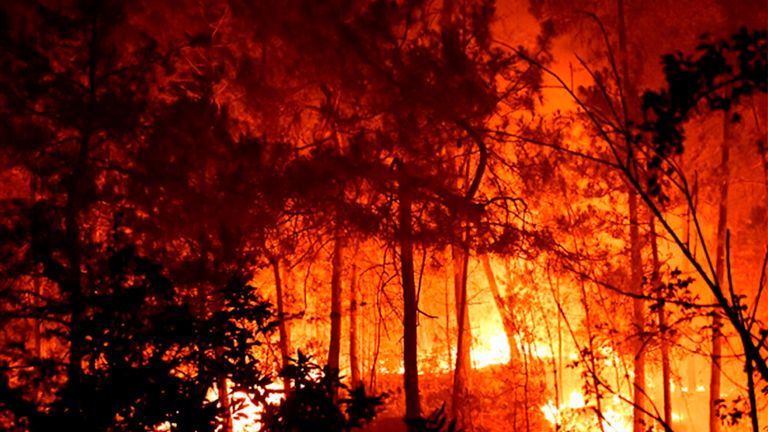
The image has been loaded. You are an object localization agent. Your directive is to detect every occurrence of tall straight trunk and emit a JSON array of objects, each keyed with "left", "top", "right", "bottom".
[
  {"left": 616, "top": 2, "right": 646, "bottom": 430},
  {"left": 328, "top": 230, "right": 344, "bottom": 374},
  {"left": 63, "top": 121, "right": 93, "bottom": 429},
  {"left": 444, "top": 275, "right": 453, "bottom": 370},
  {"left": 580, "top": 280, "right": 607, "bottom": 432},
  {"left": 349, "top": 263, "right": 360, "bottom": 389},
  {"left": 651, "top": 218, "right": 672, "bottom": 430},
  {"left": 272, "top": 257, "right": 292, "bottom": 394},
  {"left": 451, "top": 244, "right": 471, "bottom": 423},
  {"left": 64, "top": 24, "right": 99, "bottom": 418},
  {"left": 64, "top": 174, "right": 84, "bottom": 408},
  {"left": 710, "top": 111, "right": 731, "bottom": 432},
  {"left": 329, "top": 116, "right": 345, "bottom": 378},
  {"left": 629, "top": 178, "right": 646, "bottom": 432},
  {"left": 399, "top": 180, "right": 420, "bottom": 427},
  {"left": 481, "top": 254, "right": 518, "bottom": 365}
]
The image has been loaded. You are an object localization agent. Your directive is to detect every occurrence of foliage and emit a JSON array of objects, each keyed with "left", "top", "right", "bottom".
[
  {"left": 640, "top": 27, "right": 767, "bottom": 197},
  {"left": 0, "top": 243, "right": 275, "bottom": 431},
  {"left": 261, "top": 351, "right": 384, "bottom": 432},
  {"left": 406, "top": 404, "right": 460, "bottom": 432}
]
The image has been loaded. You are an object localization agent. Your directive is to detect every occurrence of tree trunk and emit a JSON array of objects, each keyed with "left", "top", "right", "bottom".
[
  {"left": 63, "top": 121, "right": 93, "bottom": 429},
  {"left": 651, "top": 218, "right": 672, "bottom": 430},
  {"left": 216, "top": 351, "right": 234, "bottom": 432},
  {"left": 272, "top": 257, "right": 292, "bottom": 394},
  {"left": 616, "top": 1, "right": 646, "bottom": 429},
  {"left": 399, "top": 178, "right": 420, "bottom": 427},
  {"left": 445, "top": 275, "right": 453, "bottom": 372},
  {"left": 481, "top": 254, "right": 518, "bottom": 365},
  {"left": 349, "top": 263, "right": 361, "bottom": 389},
  {"left": 710, "top": 111, "right": 731, "bottom": 432},
  {"left": 328, "top": 231, "right": 344, "bottom": 375},
  {"left": 451, "top": 244, "right": 472, "bottom": 424},
  {"left": 580, "top": 280, "right": 607, "bottom": 432},
  {"left": 64, "top": 174, "right": 84, "bottom": 421},
  {"left": 629, "top": 183, "right": 646, "bottom": 432},
  {"left": 30, "top": 176, "right": 43, "bottom": 361}
]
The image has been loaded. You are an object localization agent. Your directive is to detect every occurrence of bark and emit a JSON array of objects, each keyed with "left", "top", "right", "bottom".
[
  {"left": 481, "top": 254, "right": 518, "bottom": 365},
  {"left": 349, "top": 263, "right": 361, "bottom": 389},
  {"left": 328, "top": 231, "right": 344, "bottom": 375},
  {"left": 399, "top": 178, "right": 420, "bottom": 427},
  {"left": 710, "top": 111, "right": 731, "bottom": 432}
]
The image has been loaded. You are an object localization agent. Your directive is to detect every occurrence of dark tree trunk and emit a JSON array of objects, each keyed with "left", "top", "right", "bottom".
[
  {"left": 710, "top": 111, "right": 731, "bottom": 432},
  {"left": 349, "top": 263, "right": 360, "bottom": 389},
  {"left": 328, "top": 231, "right": 344, "bottom": 376},
  {"left": 272, "top": 257, "right": 292, "bottom": 395},
  {"left": 216, "top": 349, "right": 234, "bottom": 432},
  {"left": 399, "top": 179, "right": 420, "bottom": 428},
  {"left": 651, "top": 218, "right": 672, "bottom": 430},
  {"left": 616, "top": 1, "right": 646, "bottom": 429}
]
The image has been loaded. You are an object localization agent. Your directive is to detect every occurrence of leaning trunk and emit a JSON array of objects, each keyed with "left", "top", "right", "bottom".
[{"left": 481, "top": 254, "right": 518, "bottom": 365}]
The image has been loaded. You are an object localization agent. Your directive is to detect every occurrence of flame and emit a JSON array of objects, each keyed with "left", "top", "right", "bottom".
[
  {"left": 471, "top": 333, "right": 511, "bottom": 368},
  {"left": 541, "top": 390, "right": 632, "bottom": 432},
  {"left": 156, "top": 382, "right": 285, "bottom": 432},
  {"left": 229, "top": 382, "right": 285, "bottom": 432},
  {"left": 470, "top": 331, "right": 554, "bottom": 370}
]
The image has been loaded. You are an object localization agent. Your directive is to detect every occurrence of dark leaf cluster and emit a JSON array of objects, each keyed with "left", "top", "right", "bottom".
[
  {"left": 261, "top": 351, "right": 384, "bottom": 432},
  {"left": 640, "top": 27, "right": 767, "bottom": 196}
]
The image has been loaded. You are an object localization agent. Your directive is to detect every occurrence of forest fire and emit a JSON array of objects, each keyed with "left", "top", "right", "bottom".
[{"left": 0, "top": 0, "right": 766, "bottom": 431}]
